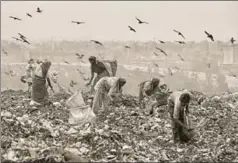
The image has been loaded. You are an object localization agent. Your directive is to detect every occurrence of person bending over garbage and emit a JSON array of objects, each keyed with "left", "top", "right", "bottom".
[
  {"left": 30, "top": 60, "right": 54, "bottom": 106},
  {"left": 167, "top": 90, "right": 193, "bottom": 143},
  {"left": 86, "top": 56, "right": 117, "bottom": 93},
  {"left": 138, "top": 78, "right": 163, "bottom": 111},
  {"left": 92, "top": 76, "right": 126, "bottom": 114},
  {"left": 20, "top": 59, "right": 37, "bottom": 98}
]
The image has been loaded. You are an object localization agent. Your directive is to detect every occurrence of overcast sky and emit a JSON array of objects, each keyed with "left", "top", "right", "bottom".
[{"left": 1, "top": 1, "right": 238, "bottom": 42}]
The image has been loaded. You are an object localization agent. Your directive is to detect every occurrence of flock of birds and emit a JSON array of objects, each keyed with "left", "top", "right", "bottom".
[{"left": 2, "top": 6, "right": 238, "bottom": 80}]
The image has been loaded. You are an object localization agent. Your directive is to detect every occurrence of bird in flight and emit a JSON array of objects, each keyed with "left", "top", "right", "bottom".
[
  {"left": 154, "top": 63, "right": 159, "bottom": 67},
  {"left": 9, "top": 16, "right": 21, "bottom": 21},
  {"left": 71, "top": 21, "right": 85, "bottom": 25},
  {"left": 26, "top": 13, "right": 32, "bottom": 18},
  {"left": 168, "top": 68, "right": 173, "bottom": 76},
  {"left": 125, "top": 45, "right": 131, "bottom": 49},
  {"left": 12, "top": 37, "right": 22, "bottom": 41},
  {"left": 204, "top": 31, "right": 214, "bottom": 42},
  {"left": 18, "top": 33, "right": 27, "bottom": 40},
  {"left": 70, "top": 80, "right": 77, "bottom": 87},
  {"left": 2, "top": 49, "right": 8, "bottom": 56},
  {"left": 153, "top": 52, "right": 159, "bottom": 57},
  {"left": 76, "top": 69, "right": 85, "bottom": 75},
  {"left": 90, "top": 40, "right": 104, "bottom": 46},
  {"left": 75, "top": 53, "right": 84, "bottom": 59},
  {"left": 156, "top": 47, "right": 168, "bottom": 56},
  {"left": 159, "top": 40, "right": 165, "bottom": 44},
  {"left": 64, "top": 60, "right": 70, "bottom": 64},
  {"left": 178, "top": 54, "right": 185, "bottom": 61},
  {"left": 128, "top": 26, "right": 136, "bottom": 33},
  {"left": 21, "top": 38, "right": 30, "bottom": 44},
  {"left": 36, "top": 7, "right": 43, "bottom": 13},
  {"left": 173, "top": 30, "right": 185, "bottom": 39},
  {"left": 230, "top": 37, "right": 236, "bottom": 44},
  {"left": 175, "top": 41, "right": 186, "bottom": 44},
  {"left": 135, "top": 17, "right": 149, "bottom": 24}
]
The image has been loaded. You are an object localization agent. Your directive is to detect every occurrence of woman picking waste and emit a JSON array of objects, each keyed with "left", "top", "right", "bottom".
[
  {"left": 167, "top": 90, "right": 194, "bottom": 143},
  {"left": 30, "top": 60, "right": 54, "bottom": 106},
  {"left": 92, "top": 76, "right": 126, "bottom": 114}
]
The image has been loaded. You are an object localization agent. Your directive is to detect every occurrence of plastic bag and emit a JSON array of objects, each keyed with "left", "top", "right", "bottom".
[{"left": 66, "top": 90, "right": 96, "bottom": 126}]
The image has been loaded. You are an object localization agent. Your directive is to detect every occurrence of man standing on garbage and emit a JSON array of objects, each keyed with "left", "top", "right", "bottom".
[
  {"left": 167, "top": 90, "right": 193, "bottom": 143},
  {"left": 92, "top": 76, "right": 126, "bottom": 114},
  {"left": 86, "top": 56, "right": 117, "bottom": 93}
]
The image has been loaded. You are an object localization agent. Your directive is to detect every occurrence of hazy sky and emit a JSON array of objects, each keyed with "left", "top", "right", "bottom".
[{"left": 1, "top": 1, "right": 238, "bottom": 42}]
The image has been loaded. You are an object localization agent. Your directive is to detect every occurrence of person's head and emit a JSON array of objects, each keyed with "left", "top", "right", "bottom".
[
  {"left": 88, "top": 56, "right": 96, "bottom": 64},
  {"left": 151, "top": 78, "right": 160, "bottom": 87},
  {"left": 41, "top": 61, "right": 52, "bottom": 70},
  {"left": 179, "top": 92, "right": 191, "bottom": 106},
  {"left": 36, "top": 59, "right": 42, "bottom": 64},
  {"left": 118, "top": 77, "right": 126, "bottom": 87},
  {"left": 28, "top": 59, "right": 34, "bottom": 64}
]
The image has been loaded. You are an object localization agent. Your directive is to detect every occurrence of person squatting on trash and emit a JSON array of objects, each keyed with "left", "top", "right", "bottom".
[
  {"left": 138, "top": 78, "right": 161, "bottom": 110},
  {"left": 92, "top": 77, "right": 126, "bottom": 114},
  {"left": 167, "top": 90, "right": 193, "bottom": 143},
  {"left": 86, "top": 56, "right": 117, "bottom": 93},
  {"left": 20, "top": 59, "right": 37, "bottom": 98},
  {"left": 30, "top": 60, "right": 54, "bottom": 106}
]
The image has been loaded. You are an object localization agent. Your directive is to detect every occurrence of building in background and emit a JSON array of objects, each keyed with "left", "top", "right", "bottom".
[{"left": 222, "top": 44, "right": 238, "bottom": 65}]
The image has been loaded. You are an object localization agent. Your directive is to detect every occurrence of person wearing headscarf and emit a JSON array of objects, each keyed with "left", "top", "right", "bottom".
[
  {"left": 167, "top": 90, "right": 193, "bottom": 143},
  {"left": 138, "top": 78, "right": 161, "bottom": 109},
  {"left": 20, "top": 59, "right": 37, "bottom": 98},
  {"left": 91, "top": 77, "right": 126, "bottom": 114},
  {"left": 86, "top": 56, "right": 117, "bottom": 93},
  {"left": 30, "top": 60, "right": 54, "bottom": 106}
]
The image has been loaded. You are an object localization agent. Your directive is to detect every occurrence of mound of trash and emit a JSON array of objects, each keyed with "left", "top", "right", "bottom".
[{"left": 1, "top": 89, "right": 238, "bottom": 162}]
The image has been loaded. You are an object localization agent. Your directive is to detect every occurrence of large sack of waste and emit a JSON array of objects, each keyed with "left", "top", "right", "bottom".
[
  {"left": 65, "top": 90, "right": 96, "bottom": 126},
  {"left": 101, "top": 59, "right": 117, "bottom": 76}
]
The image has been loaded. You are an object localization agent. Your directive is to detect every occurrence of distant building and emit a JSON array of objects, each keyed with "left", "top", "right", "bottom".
[{"left": 222, "top": 44, "right": 238, "bottom": 64}]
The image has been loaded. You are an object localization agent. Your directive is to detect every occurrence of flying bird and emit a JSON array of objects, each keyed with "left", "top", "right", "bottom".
[
  {"left": 12, "top": 37, "right": 22, "bottom": 41},
  {"left": 173, "top": 30, "right": 185, "bottom": 39},
  {"left": 156, "top": 47, "right": 168, "bottom": 56},
  {"left": 204, "top": 31, "right": 214, "bottom": 42},
  {"left": 159, "top": 40, "right": 165, "bottom": 44},
  {"left": 2, "top": 49, "right": 8, "bottom": 56},
  {"left": 90, "top": 40, "right": 104, "bottom": 46},
  {"left": 128, "top": 26, "right": 136, "bottom": 32},
  {"left": 64, "top": 60, "right": 70, "bottom": 64},
  {"left": 70, "top": 80, "right": 77, "bottom": 87},
  {"left": 18, "top": 33, "right": 27, "bottom": 40},
  {"left": 153, "top": 52, "right": 159, "bottom": 57},
  {"left": 21, "top": 38, "right": 30, "bottom": 44},
  {"left": 230, "top": 37, "right": 236, "bottom": 44},
  {"left": 135, "top": 17, "right": 148, "bottom": 24},
  {"left": 175, "top": 41, "right": 186, "bottom": 44},
  {"left": 178, "top": 54, "right": 185, "bottom": 61},
  {"left": 75, "top": 53, "right": 84, "bottom": 59},
  {"left": 36, "top": 7, "right": 43, "bottom": 13},
  {"left": 9, "top": 16, "right": 21, "bottom": 21},
  {"left": 26, "top": 13, "right": 32, "bottom": 18},
  {"left": 168, "top": 68, "right": 173, "bottom": 76},
  {"left": 71, "top": 21, "right": 85, "bottom": 25},
  {"left": 125, "top": 45, "right": 131, "bottom": 49},
  {"left": 207, "top": 63, "right": 211, "bottom": 68},
  {"left": 154, "top": 63, "right": 159, "bottom": 67},
  {"left": 76, "top": 69, "right": 85, "bottom": 75}
]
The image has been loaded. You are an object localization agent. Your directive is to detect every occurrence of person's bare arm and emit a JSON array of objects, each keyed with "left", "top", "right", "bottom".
[
  {"left": 173, "top": 100, "right": 189, "bottom": 129},
  {"left": 87, "top": 65, "right": 94, "bottom": 85},
  {"left": 47, "top": 77, "right": 54, "bottom": 91},
  {"left": 142, "top": 82, "right": 152, "bottom": 98}
]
